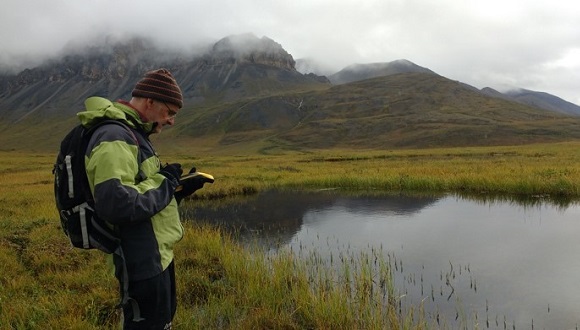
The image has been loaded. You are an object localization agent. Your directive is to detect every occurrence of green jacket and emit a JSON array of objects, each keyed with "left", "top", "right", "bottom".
[{"left": 79, "top": 96, "right": 183, "bottom": 281}]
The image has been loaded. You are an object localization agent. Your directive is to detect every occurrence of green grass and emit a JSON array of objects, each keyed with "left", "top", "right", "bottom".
[{"left": 2, "top": 142, "right": 580, "bottom": 328}]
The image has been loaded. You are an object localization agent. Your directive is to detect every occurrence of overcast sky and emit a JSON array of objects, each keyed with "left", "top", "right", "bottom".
[{"left": 1, "top": 0, "right": 579, "bottom": 104}]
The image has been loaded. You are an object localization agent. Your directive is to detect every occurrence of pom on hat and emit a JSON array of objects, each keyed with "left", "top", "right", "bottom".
[{"left": 132, "top": 68, "right": 183, "bottom": 108}]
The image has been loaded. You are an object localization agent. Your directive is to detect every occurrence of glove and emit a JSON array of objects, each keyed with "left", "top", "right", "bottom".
[
  {"left": 175, "top": 166, "right": 208, "bottom": 204},
  {"left": 159, "top": 163, "right": 183, "bottom": 184}
]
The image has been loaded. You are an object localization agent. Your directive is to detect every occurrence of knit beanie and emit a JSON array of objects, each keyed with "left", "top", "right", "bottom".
[{"left": 131, "top": 68, "right": 183, "bottom": 108}]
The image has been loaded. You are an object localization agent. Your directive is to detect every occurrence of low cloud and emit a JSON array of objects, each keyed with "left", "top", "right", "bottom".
[{"left": 1, "top": 0, "right": 579, "bottom": 104}]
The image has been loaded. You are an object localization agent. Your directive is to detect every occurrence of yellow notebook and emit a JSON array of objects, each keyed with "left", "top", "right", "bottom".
[{"left": 175, "top": 172, "right": 215, "bottom": 192}]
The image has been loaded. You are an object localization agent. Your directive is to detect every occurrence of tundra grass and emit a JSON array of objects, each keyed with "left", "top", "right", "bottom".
[
  {"left": 172, "top": 141, "right": 580, "bottom": 201},
  {"left": 1, "top": 142, "right": 580, "bottom": 329}
]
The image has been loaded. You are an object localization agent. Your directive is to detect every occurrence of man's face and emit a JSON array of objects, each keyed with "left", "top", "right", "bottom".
[{"left": 145, "top": 99, "right": 180, "bottom": 134}]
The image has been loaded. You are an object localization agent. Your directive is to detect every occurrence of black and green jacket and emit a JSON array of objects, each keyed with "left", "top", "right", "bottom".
[{"left": 79, "top": 96, "right": 183, "bottom": 281}]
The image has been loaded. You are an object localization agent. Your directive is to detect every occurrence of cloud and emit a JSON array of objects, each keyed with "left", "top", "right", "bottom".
[{"left": 1, "top": 0, "right": 579, "bottom": 104}]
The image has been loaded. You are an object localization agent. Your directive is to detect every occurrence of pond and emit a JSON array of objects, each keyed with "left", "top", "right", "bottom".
[{"left": 181, "top": 190, "right": 580, "bottom": 329}]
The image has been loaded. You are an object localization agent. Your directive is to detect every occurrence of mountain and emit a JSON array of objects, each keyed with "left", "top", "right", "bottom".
[
  {"left": 2, "top": 34, "right": 580, "bottom": 153},
  {"left": 327, "top": 59, "right": 437, "bottom": 85},
  {"left": 0, "top": 34, "right": 328, "bottom": 123},
  {"left": 305, "top": 59, "right": 580, "bottom": 116}
]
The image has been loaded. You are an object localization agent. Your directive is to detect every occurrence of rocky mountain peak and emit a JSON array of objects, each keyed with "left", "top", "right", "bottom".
[
  {"left": 208, "top": 33, "right": 295, "bottom": 70},
  {"left": 3, "top": 36, "right": 163, "bottom": 88},
  {"left": 0, "top": 34, "right": 324, "bottom": 122}
]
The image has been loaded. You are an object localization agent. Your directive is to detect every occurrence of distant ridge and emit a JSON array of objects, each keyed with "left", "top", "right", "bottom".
[
  {"left": 504, "top": 89, "right": 580, "bottom": 116},
  {"left": 327, "top": 59, "right": 437, "bottom": 85}
]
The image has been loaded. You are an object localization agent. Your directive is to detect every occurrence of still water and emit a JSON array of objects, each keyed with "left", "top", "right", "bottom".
[{"left": 182, "top": 190, "right": 580, "bottom": 329}]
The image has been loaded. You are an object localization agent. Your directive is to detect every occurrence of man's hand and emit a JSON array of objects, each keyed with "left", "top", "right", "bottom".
[
  {"left": 175, "top": 166, "right": 212, "bottom": 204},
  {"left": 159, "top": 163, "right": 183, "bottom": 183}
]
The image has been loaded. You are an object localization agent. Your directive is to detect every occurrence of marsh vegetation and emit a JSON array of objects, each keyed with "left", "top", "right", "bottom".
[{"left": 2, "top": 142, "right": 580, "bottom": 328}]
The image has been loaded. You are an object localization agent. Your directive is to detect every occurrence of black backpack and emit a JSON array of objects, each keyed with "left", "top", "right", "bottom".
[
  {"left": 53, "top": 119, "right": 144, "bottom": 321},
  {"left": 53, "top": 119, "right": 134, "bottom": 254}
]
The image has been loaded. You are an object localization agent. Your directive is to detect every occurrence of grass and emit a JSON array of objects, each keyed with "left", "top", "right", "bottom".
[
  {"left": 169, "top": 141, "right": 580, "bottom": 202},
  {"left": 1, "top": 142, "right": 580, "bottom": 329}
]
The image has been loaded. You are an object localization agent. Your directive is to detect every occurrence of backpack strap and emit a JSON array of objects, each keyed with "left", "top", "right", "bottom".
[
  {"left": 86, "top": 119, "right": 139, "bottom": 147},
  {"left": 85, "top": 119, "right": 145, "bottom": 182},
  {"left": 114, "top": 246, "right": 144, "bottom": 322},
  {"left": 64, "top": 154, "right": 75, "bottom": 199}
]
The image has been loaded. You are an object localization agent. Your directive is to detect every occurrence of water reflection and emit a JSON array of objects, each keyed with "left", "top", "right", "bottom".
[
  {"left": 181, "top": 190, "right": 580, "bottom": 329},
  {"left": 181, "top": 190, "right": 441, "bottom": 247}
]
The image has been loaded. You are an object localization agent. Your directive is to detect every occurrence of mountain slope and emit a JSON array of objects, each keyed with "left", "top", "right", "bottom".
[{"left": 155, "top": 72, "right": 580, "bottom": 151}]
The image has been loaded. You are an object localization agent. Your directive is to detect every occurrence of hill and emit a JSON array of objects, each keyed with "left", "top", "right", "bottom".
[
  {"left": 158, "top": 72, "right": 580, "bottom": 152},
  {"left": 304, "top": 59, "right": 580, "bottom": 117}
]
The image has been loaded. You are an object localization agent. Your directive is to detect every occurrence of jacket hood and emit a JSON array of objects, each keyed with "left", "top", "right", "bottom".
[{"left": 77, "top": 96, "right": 155, "bottom": 133}]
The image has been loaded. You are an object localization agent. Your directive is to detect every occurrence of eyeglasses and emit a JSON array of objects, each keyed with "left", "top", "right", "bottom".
[{"left": 162, "top": 102, "right": 178, "bottom": 119}]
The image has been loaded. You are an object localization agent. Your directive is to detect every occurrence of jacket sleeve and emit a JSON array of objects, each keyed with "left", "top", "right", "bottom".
[{"left": 85, "top": 124, "right": 178, "bottom": 225}]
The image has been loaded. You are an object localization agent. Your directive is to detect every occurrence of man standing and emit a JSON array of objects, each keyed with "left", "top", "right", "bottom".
[{"left": 78, "top": 69, "right": 200, "bottom": 329}]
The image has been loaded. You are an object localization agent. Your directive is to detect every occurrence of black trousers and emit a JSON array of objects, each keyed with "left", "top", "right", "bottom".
[{"left": 121, "top": 261, "right": 177, "bottom": 330}]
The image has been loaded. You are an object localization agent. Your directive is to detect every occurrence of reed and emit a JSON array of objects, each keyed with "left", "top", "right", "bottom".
[{"left": 172, "top": 224, "right": 429, "bottom": 329}]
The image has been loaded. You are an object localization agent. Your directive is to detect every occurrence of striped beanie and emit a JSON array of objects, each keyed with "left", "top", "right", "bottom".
[{"left": 132, "top": 68, "right": 183, "bottom": 108}]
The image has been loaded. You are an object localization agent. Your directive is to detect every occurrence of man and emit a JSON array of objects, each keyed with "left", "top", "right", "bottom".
[{"left": 78, "top": 68, "right": 201, "bottom": 329}]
